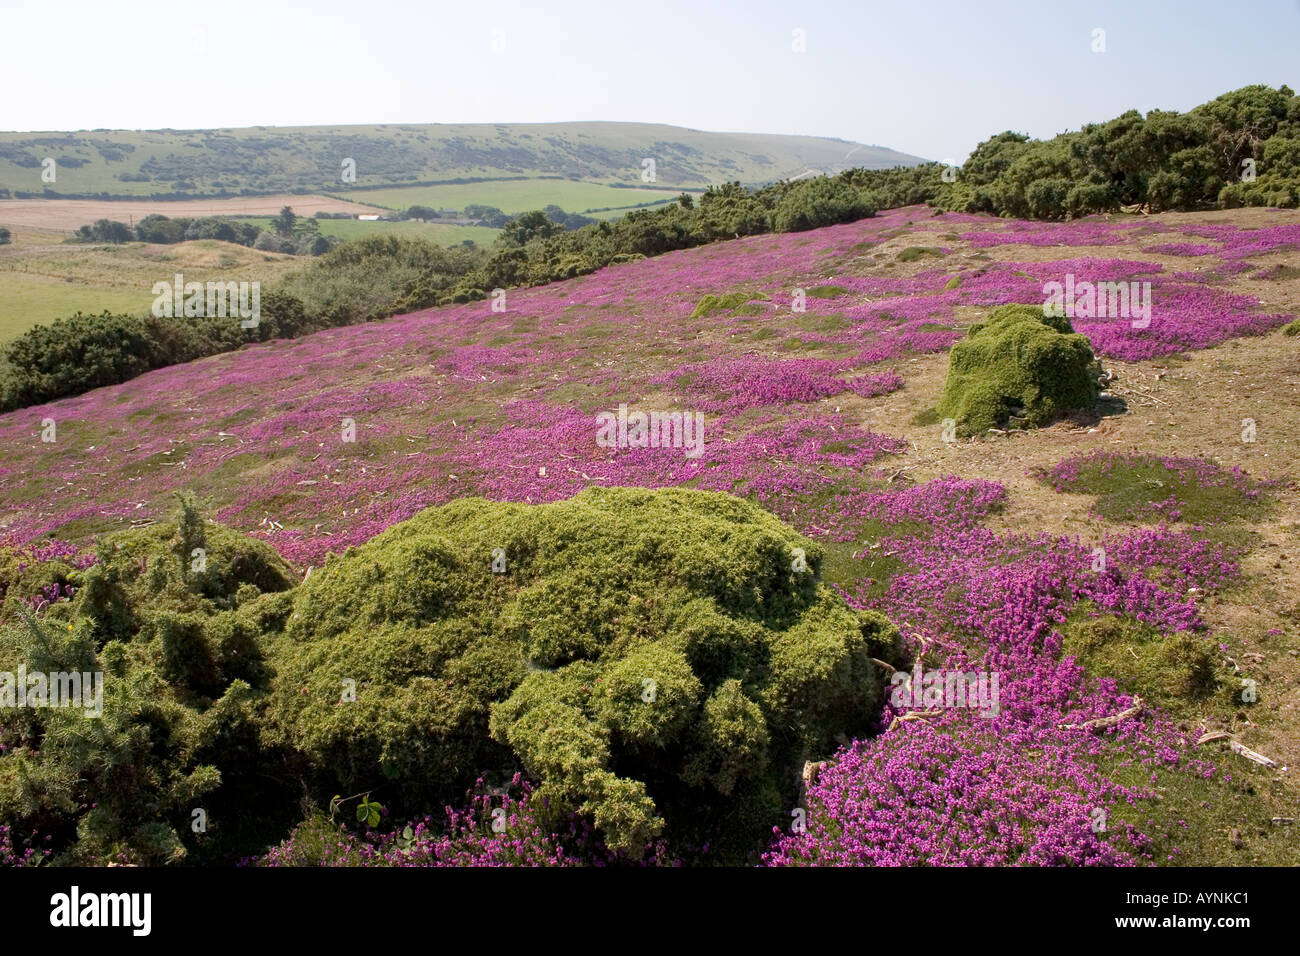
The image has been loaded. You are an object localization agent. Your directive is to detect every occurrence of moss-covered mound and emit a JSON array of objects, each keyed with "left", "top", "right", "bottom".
[
  {"left": 937, "top": 304, "right": 1101, "bottom": 436},
  {"left": 690, "top": 291, "right": 769, "bottom": 318},
  {"left": 266, "top": 485, "right": 899, "bottom": 858}
]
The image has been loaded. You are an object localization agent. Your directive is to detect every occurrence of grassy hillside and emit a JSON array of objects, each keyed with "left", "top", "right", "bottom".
[
  {"left": 0, "top": 229, "right": 301, "bottom": 338},
  {"left": 0, "top": 122, "right": 928, "bottom": 198}
]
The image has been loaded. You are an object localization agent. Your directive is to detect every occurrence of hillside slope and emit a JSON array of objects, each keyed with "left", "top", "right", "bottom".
[
  {"left": 1, "top": 205, "right": 1296, "bottom": 866},
  {"left": 0, "top": 122, "right": 928, "bottom": 198}
]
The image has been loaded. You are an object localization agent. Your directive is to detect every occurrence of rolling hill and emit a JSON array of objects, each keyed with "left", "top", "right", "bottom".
[{"left": 0, "top": 121, "right": 928, "bottom": 199}]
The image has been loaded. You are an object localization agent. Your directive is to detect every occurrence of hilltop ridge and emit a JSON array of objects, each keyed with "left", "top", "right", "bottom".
[{"left": 0, "top": 121, "right": 928, "bottom": 199}]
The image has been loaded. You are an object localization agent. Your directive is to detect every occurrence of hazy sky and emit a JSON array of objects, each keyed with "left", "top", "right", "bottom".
[{"left": 4, "top": 0, "right": 1297, "bottom": 161}]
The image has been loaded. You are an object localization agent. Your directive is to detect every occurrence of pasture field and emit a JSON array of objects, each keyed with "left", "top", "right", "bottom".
[
  {"left": 236, "top": 216, "right": 501, "bottom": 246},
  {"left": 0, "top": 195, "right": 386, "bottom": 232},
  {"left": 0, "top": 230, "right": 300, "bottom": 338},
  {"left": 340, "top": 179, "right": 691, "bottom": 215}
]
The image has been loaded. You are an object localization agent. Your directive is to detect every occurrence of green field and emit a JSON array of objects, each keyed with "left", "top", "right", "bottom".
[
  {"left": 0, "top": 275, "right": 149, "bottom": 340},
  {"left": 239, "top": 217, "right": 501, "bottom": 246},
  {"left": 0, "top": 231, "right": 302, "bottom": 340},
  {"left": 344, "top": 180, "right": 687, "bottom": 216}
]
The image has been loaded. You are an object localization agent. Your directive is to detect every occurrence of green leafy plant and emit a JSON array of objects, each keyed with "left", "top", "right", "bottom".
[{"left": 356, "top": 796, "right": 383, "bottom": 828}]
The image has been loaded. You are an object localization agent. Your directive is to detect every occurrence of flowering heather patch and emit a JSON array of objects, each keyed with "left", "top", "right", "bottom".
[
  {"left": 845, "top": 370, "right": 904, "bottom": 398},
  {"left": 1104, "top": 527, "right": 1240, "bottom": 594},
  {"left": 1253, "top": 263, "right": 1300, "bottom": 280},
  {"left": 0, "top": 207, "right": 1287, "bottom": 566},
  {"left": 653, "top": 358, "right": 850, "bottom": 413},
  {"left": 453, "top": 403, "right": 904, "bottom": 499},
  {"left": 651, "top": 359, "right": 903, "bottom": 414},
  {"left": 1180, "top": 222, "right": 1300, "bottom": 260},
  {"left": 961, "top": 217, "right": 1300, "bottom": 260},
  {"left": 1035, "top": 450, "right": 1276, "bottom": 523},
  {"left": 775, "top": 476, "right": 1006, "bottom": 542},
  {"left": 767, "top": 720, "right": 1147, "bottom": 866},
  {"left": 0, "top": 535, "right": 97, "bottom": 615},
  {"left": 22, "top": 580, "right": 78, "bottom": 612},
  {"left": 0, "top": 825, "right": 49, "bottom": 866},
  {"left": 1142, "top": 242, "right": 1219, "bottom": 256},
  {"left": 1078, "top": 283, "right": 1288, "bottom": 361},
  {"left": 0, "top": 538, "right": 94, "bottom": 568},
  {"left": 768, "top": 476, "right": 1240, "bottom": 867},
  {"left": 962, "top": 218, "right": 1160, "bottom": 248},
  {"left": 1210, "top": 260, "right": 1257, "bottom": 275}
]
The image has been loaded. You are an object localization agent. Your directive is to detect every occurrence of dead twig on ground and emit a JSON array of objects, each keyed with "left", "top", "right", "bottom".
[
  {"left": 1196, "top": 731, "right": 1281, "bottom": 768},
  {"left": 1059, "top": 696, "right": 1145, "bottom": 731},
  {"left": 886, "top": 707, "right": 943, "bottom": 732}
]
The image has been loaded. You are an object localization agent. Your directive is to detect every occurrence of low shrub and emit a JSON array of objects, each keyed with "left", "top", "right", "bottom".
[
  {"left": 1059, "top": 611, "right": 1222, "bottom": 715},
  {"left": 0, "top": 497, "right": 298, "bottom": 865},
  {"left": 897, "top": 246, "right": 946, "bottom": 262},
  {"left": 265, "top": 486, "right": 899, "bottom": 860},
  {"left": 1035, "top": 450, "right": 1275, "bottom": 523},
  {"left": 936, "top": 304, "right": 1100, "bottom": 436}
]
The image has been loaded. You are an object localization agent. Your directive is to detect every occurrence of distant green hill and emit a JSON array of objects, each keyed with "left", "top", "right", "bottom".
[{"left": 0, "top": 121, "right": 927, "bottom": 199}]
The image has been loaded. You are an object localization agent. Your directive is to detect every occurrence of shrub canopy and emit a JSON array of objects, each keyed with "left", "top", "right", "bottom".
[{"left": 266, "top": 486, "right": 899, "bottom": 858}]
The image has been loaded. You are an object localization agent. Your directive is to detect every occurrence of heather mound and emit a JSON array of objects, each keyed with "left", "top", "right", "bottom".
[
  {"left": 1035, "top": 450, "right": 1277, "bottom": 524},
  {"left": 936, "top": 304, "right": 1101, "bottom": 436},
  {"left": 265, "top": 485, "right": 901, "bottom": 859}
]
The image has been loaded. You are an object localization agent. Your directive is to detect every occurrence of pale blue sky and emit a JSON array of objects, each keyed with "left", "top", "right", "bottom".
[{"left": 4, "top": 0, "right": 1297, "bottom": 161}]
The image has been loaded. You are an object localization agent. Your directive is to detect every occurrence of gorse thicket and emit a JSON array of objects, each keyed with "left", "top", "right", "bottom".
[
  {"left": 932, "top": 84, "right": 1300, "bottom": 218},
  {"left": 0, "top": 491, "right": 901, "bottom": 864},
  {"left": 0, "top": 498, "right": 300, "bottom": 864}
]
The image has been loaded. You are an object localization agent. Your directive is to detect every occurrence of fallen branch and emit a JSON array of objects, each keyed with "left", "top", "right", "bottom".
[
  {"left": 886, "top": 707, "right": 943, "bottom": 732},
  {"left": 1196, "top": 732, "right": 1281, "bottom": 768},
  {"left": 1059, "top": 696, "right": 1145, "bottom": 731}
]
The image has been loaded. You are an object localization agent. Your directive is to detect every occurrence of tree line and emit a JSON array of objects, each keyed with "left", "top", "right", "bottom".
[{"left": 72, "top": 206, "right": 339, "bottom": 256}]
